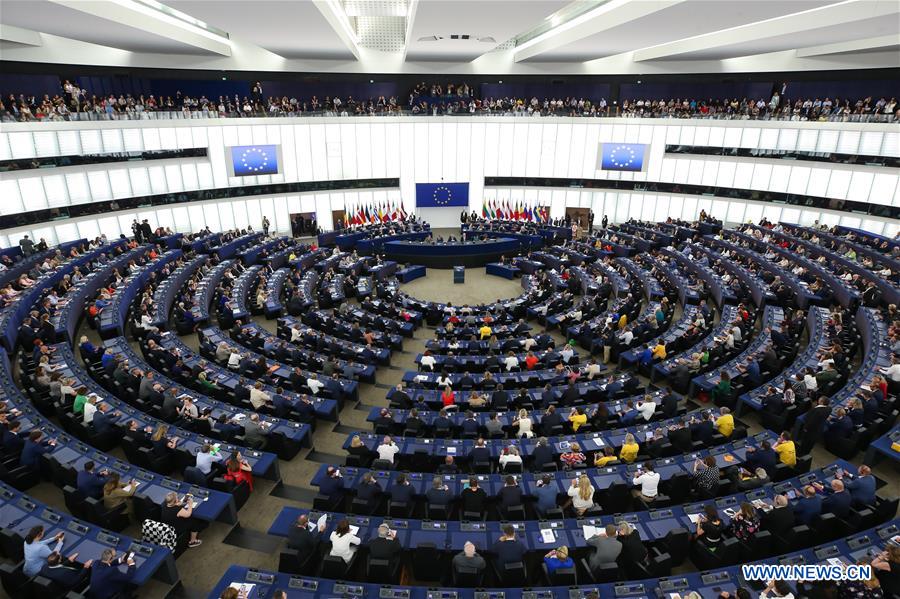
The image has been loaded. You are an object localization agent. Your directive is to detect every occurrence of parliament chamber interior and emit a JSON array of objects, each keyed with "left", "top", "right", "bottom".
[{"left": 0, "top": 2, "right": 899, "bottom": 599}]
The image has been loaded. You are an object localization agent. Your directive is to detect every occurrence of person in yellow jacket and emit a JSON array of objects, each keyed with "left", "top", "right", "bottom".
[
  {"left": 651, "top": 342, "right": 666, "bottom": 361},
  {"left": 479, "top": 324, "right": 492, "bottom": 339},
  {"left": 714, "top": 407, "right": 735, "bottom": 437},
  {"left": 773, "top": 431, "right": 797, "bottom": 467},
  {"left": 619, "top": 433, "right": 640, "bottom": 463},
  {"left": 617, "top": 313, "right": 628, "bottom": 330}
]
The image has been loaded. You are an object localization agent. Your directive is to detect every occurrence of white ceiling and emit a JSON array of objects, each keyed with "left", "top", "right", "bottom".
[
  {"left": 521, "top": 1, "right": 842, "bottom": 62},
  {"left": 166, "top": 1, "right": 356, "bottom": 60},
  {"left": 405, "top": 1, "right": 567, "bottom": 62},
  {"left": 0, "top": 0, "right": 897, "bottom": 74},
  {"left": 1, "top": 0, "right": 214, "bottom": 54}
]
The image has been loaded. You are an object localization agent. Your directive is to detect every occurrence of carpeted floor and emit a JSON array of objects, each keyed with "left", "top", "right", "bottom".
[{"left": 20, "top": 267, "right": 895, "bottom": 598}]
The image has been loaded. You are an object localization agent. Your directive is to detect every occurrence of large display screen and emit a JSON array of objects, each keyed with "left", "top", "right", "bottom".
[
  {"left": 229, "top": 144, "right": 280, "bottom": 176},
  {"left": 599, "top": 143, "right": 647, "bottom": 172}
]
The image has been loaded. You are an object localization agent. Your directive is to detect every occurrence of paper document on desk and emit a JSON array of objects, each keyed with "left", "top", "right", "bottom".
[
  {"left": 540, "top": 528, "right": 555, "bottom": 544},
  {"left": 229, "top": 583, "right": 255, "bottom": 596},
  {"left": 349, "top": 525, "right": 360, "bottom": 536},
  {"left": 582, "top": 525, "right": 599, "bottom": 539},
  {"left": 687, "top": 514, "right": 702, "bottom": 524}
]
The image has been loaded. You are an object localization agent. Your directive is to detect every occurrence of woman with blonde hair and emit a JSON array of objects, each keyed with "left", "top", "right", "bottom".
[
  {"left": 512, "top": 408, "right": 533, "bottom": 438},
  {"left": 619, "top": 432, "right": 640, "bottom": 463},
  {"left": 566, "top": 474, "right": 594, "bottom": 515},
  {"left": 543, "top": 544, "right": 574, "bottom": 574},
  {"left": 161, "top": 491, "right": 204, "bottom": 548}
]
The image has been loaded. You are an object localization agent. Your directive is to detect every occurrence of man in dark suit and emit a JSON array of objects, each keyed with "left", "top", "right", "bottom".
[
  {"left": 287, "top": 514, "right": 324, "bottom": 557},
  {"left": 794, "top": 485, "right": 823, "bottom": 525},
  {"left": 825, "top": 407, "right": 854, "bottom": 439},
  {"left": 744, "top": 440, "right": 778, "bottom": 476},
  {"left": 469, "top": 438, "right": 490, "bottom": 465},
  {"left": 369, "top": 523, "right": 403, "bottom": 569},
  {"left": 531, "top": 437, "right": 555, "bottom": 469},
  {"left": 561, "top": 381, "right": 579, "bottom": 406},
  {"left": 76, "top": 461, "right": 107, "bottom": 500},
  {"left": 689, "top": 414, "right": 714, "bottom": 445},
  {"left": 667, "top": 419, "right": 692, "bottom": 453},
  {"left": 798, "top": 396, "right": 830, "bottom": 455},
  {"left": 762, "top": 494, "right": 795, "bottom": 537},
  {"left": 660, "top": 389, "right": 679, "bottom": 419},
  {"left": 318, "top": 466, "right": 345, "bottom": 503},
  {"left": 88, "top": 549, "right": 136, "bottom": 599},
  {"left": 540, "top": 406, "right": 563, "bottom": 433},
  {"left": 390, "top": 384, "right": 411, "bottom": 409},
  {"left": 843, "top": 465, "right": 876, "bottom": 508},
  {"left": 461, "top": 412, "right": 480, "bottom": 436},
  {"left": 437, "top": 456, "right": 459, "bottom": 474},
  {"left": 389, "top": 473, "right": 415, "bottom": 505},
  {"left": 39, "top": 551, "right": 91, "bottom": 590},
  {"left": 491, "top": 524, "right": 526, "bottom": 569},
  {"left": 91, "top": 404, "right": 117, "bottom": 436},
  {"left": 491, "top": 385, "right": 509, "bottom": 411},
  {"left": 497, "top": 475, "right": 523, "bottom": 514},
  {"left": 461, "top": 477, "right": 488, "bottom": 515},
  {"left": 818, "top": 479, "right": 852, "bottom": 519},
  {"left": 426, "top": 476, "right": 453, "bottom": 506},
  {"left": 1, "top": 419, "right": 25, "bottom": 453}
]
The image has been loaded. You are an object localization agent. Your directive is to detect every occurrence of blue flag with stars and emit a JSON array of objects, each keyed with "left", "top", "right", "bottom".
[
  {"left": 599, "top": 143, "right": 647, "bottom": 172},
  {"left": 415, "top": 182, "right": 469, "bottom": 207},
  {"left": 230, "top": 145, "right": 279, "bottom": 176}
]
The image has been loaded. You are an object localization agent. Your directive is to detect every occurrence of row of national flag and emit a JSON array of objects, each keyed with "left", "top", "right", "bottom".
[
  {"left": 482, "top": 199, "right": 550, "bottom": 223},
  {"left": 344, "top": 200, "right": 407, "bottom": 226}
]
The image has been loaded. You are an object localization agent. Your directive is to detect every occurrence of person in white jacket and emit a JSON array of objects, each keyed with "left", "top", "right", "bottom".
[{"left": 329, "top": 519, "right": 361, "bottom": 563}]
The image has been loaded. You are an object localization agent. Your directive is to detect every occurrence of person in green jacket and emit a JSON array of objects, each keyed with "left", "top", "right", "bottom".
[
  {"left": 72, "top": 387, "right": 89, "bottom": 414},
  {"left": 711, "top": 372, "right": 732, "bottom": 405}
]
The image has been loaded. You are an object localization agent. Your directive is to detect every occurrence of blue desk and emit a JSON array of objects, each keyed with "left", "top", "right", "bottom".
[
  {"left": 195, "top": 259, "right": 235, "bottom": 323},
  {"left": 103, "top": 336, "right": 291, "bottom": 472},
  {"left": 200, "top": 326, "right": 356, "bottom": 404},
  {"left": 744, "top": 226, "right": 860, "bottom": 308},
  {"left": 384, "top": 238, "right": 525, "bottom": 268},
  {"left": 781, "top": 223, "right": 900, "bottom": 306},
  {"left": 0, "top": 348, "right": 236, "bottom": 524},
  {"left": 210, "top": 232, "right": 263, "bottom": 260},
  {"left": 232, "top": 322, "right": 375, "bottom": 385},
  {"left": 0, "top": 481, "right": 178, "bottom": 585},
  {"left": 486, "top": 263, "right": 519, "bottom": 279},
  {"left": 865, "top": 425, "right": 900, "bottom": 466},
  {"left": 691, "top": 305, "right": 784, "bottom": 395},
  {"left": 276, "top": 316, "right": 391, "bottom": 365},
  {"left": 357, "top": 231, "right": 431, "bottom": 254},
  {"left": 98, "top": 249, "right": 183, "bottom": 339},
  {"left": 397, "top": 265, "right": 426, "bottom": 283},
  {"left": 653, "top": 305, "right": 739, "bottom": 381},
  {"left": 2, "top": 240, "right": 129, "bottom": 351},
  {"left": 343, "top": 430, "right": 774, "bottom": 473},
  {"left": 694, "top": 245, "right": 766, "bottom": 308},
  {"left": 150, "top": 255, "right": 206, "bottom": 328},
  {"left": 739, "top": 307, "right": 828, "bottom": 411},
  {"left": 150, "top": 331, "right": 334, "bottom": 430}
]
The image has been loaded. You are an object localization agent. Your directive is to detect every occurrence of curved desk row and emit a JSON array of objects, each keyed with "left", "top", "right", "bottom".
[{"left": 383, "top": 238, "right": 526, "bottom": 268}]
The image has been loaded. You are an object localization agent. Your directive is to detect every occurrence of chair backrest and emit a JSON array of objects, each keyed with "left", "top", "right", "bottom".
[
  {"left": 142, "top": 519, "right": 177, "bottom": 551},
  {"left": 321, "top": 554, "right": 349, "bottom": 578},
  {"left": 550, "top": 565, "right": 577, "bottom": 585},
  {"left": 183, "top": 466, "right": 208, "bottom": 486}
]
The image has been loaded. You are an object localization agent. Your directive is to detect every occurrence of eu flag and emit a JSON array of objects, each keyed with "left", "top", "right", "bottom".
[
  {"left": 415, "top": 182, "right": 469, "bottom": 207},
  {"left": 230, "top": 145, "right": 279, "bottom": 176},
  {"left": 599, "top": 143, "right": 647, "bottom": 172}
]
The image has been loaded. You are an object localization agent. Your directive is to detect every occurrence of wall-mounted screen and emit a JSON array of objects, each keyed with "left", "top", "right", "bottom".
[
  {"left": 228, "top": 144, "right": 280, "bottom": 176},
  {"left": 598, "top": 143, "right": 647, "bottom": 172}
]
